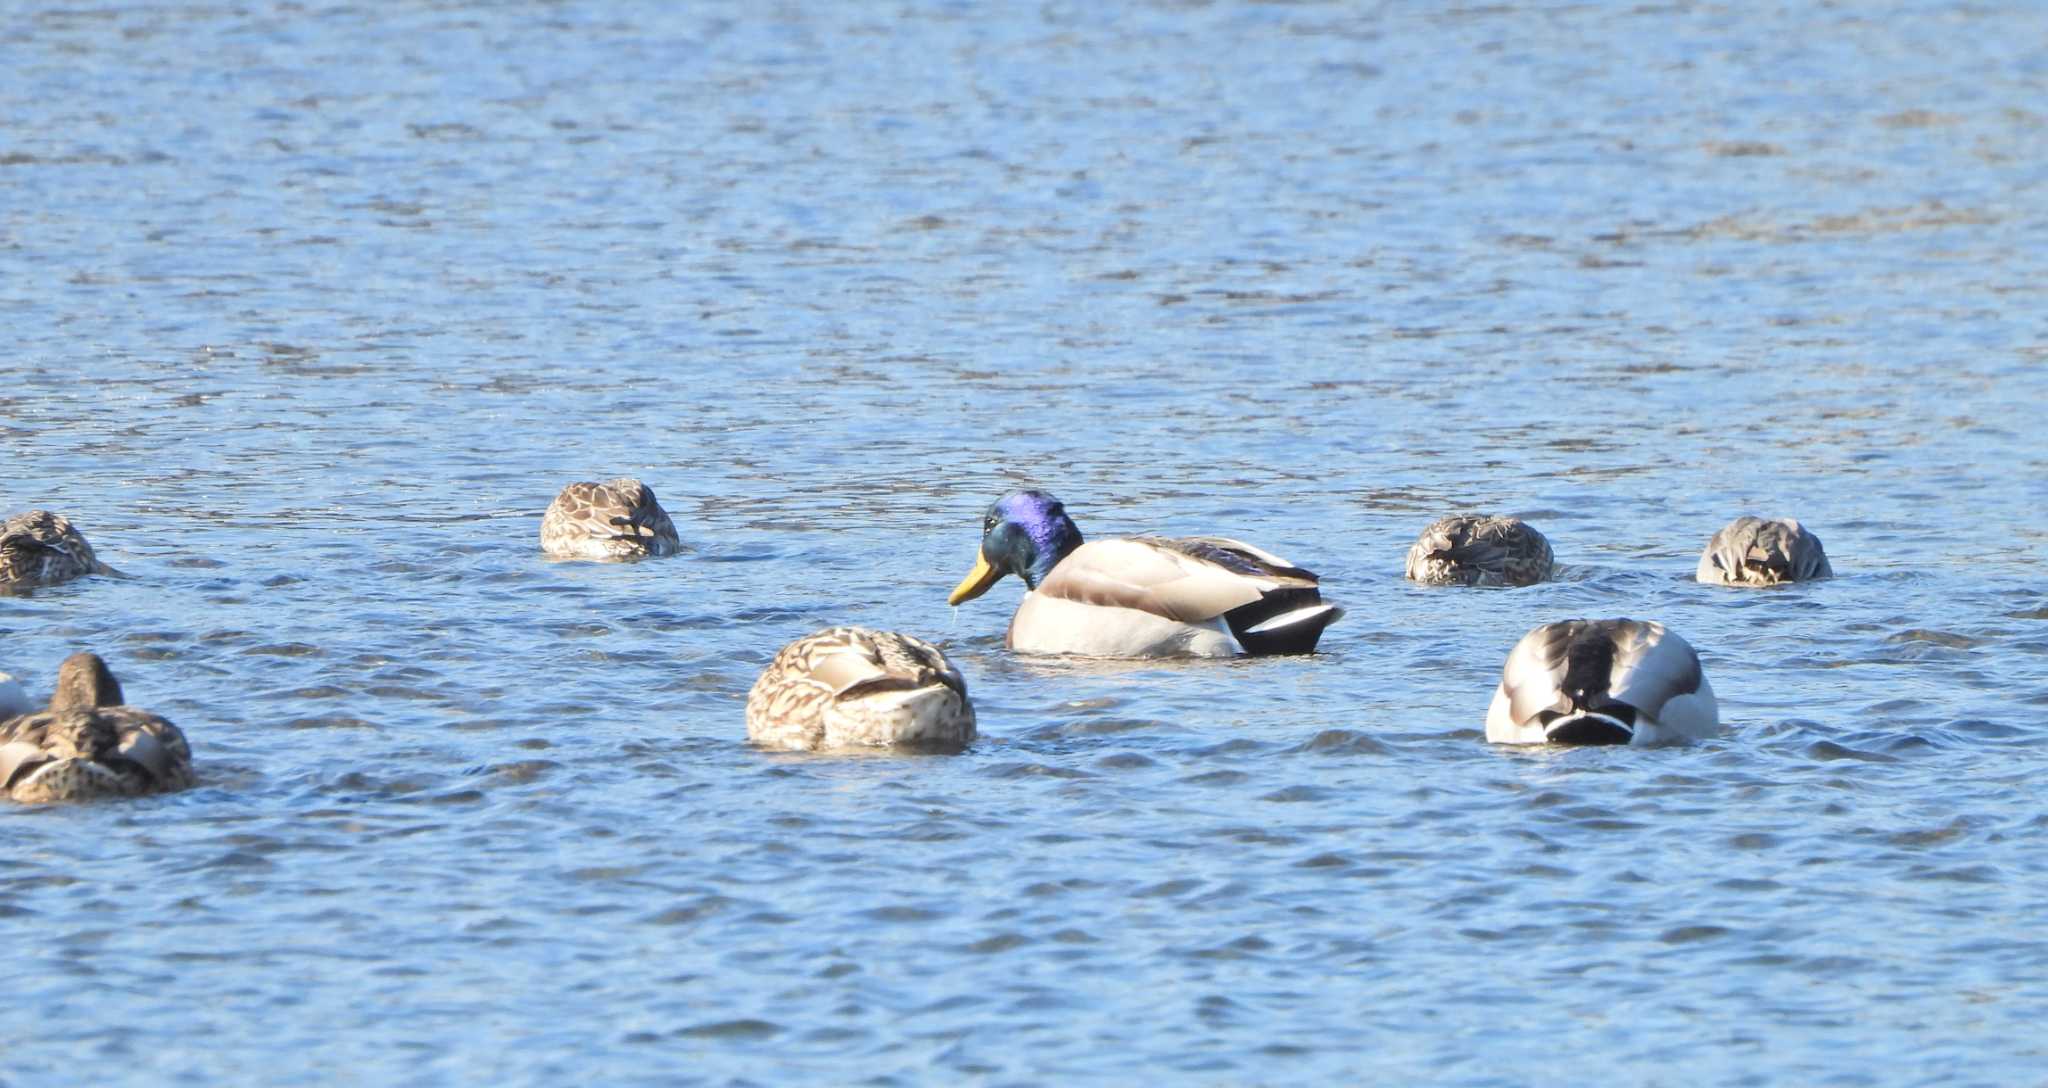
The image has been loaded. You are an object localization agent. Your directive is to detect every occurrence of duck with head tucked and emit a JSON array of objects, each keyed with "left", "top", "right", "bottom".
[
  {"left": 1406, "top": 514, "right": 1554, "bottom": 587},
  {"left": 1, "top": 510, "right": 116, "bottom": 592},
  {"left": 539, "top": 478, "right": 681, "bottom": 560},
  {"left": 1486, "top": 618, "right": 1718, "bottom": 747},
  {"left": 746, "top": 627, "right": 976, "bottom": 752},
  {"left": 1696, "top": 516, "right": 1831, "bottom": 586},
  {"left": 0, "top": 652, "right": 195, "bottom": 803},
  {"left": 947, "top": 489, "right": 1343, "bottom": 658}
]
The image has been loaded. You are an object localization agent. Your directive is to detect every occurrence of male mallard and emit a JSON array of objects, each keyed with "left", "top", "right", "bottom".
[
  {"left": 1696, "top": 516, "right": 1832, "bottom": 586},
  {"left": 0, "top": 652, "right": 195, "bottom": 803},
  {"left": 947, "top": 489, "right": 1342, "bottom": 658},
  {"left": 1486, "top": 618, "right": 1718, "bottom": 747},
  {"left": 539, "top": 478, "right": 681, "bottom": 560},
  {"left": 746, "top": 627, "right": 976, "bottom": 752},
  {"left": 1405, "top": 514, "right": 1554, "bottom": 586},
  {"left": 1, "top": 510, "right": 115, "bottom": 591}
]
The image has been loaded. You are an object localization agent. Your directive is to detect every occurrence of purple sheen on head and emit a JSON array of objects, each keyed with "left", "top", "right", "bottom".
[
  {"left": 985, "top": 489, "right": 1083, "bottom": 584},
  {"left": 993, "top": 488, "right": 1061, "bottom": 524}
]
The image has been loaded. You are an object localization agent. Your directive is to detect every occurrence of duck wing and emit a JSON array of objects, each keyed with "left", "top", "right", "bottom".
[
  {"left": 798, "top": 627, "right": 968, "bottom": 702},
  {"left": 1034, "top": 538, "right": 1272, "bottom": 624},
  {"left": 541, "top": 478, "right": 680, "bottom": 556},
  {"left": 1499, "top": 622, "right": 1580, "bottom": 728},
  {"left": 0, "top": 712, "right": 54, "bottom": 790},
  {"left": 1601, "top": 621, "right": 1706, "bottom": 720},
  {"left": 1035, "top": 537, "right": 1339, "bottom": 655},
  {"left": 109, "top": 709, "right": 194, "bottom": 787},
  {"left": 0, "top": 710, "right": 116, "bottom": 790},
  {"left": 1499, "top": 619, "right": 1696, "bottom": 725}
]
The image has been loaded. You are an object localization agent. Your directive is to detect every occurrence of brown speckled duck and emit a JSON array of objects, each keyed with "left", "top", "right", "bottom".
[
  {"left": 1405, "top": 514, "right": 1555, "bottom": 587},
  {"left": 746, "top": 627, "right": 975, "bottom": 752},
  {"left": 1, "top": 510, "right": 115, "bottom": 591},
  {"left": 1696, "top": 516, "right": 1832, "bottom": 586},
  {"left": 539, "top": 478, "right": 681, "bottom": 560},
  {"left": 0, "top": 652, "right": 195, "bottom": 804}
]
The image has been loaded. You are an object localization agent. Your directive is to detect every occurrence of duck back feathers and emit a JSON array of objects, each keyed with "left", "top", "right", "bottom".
[
  {"left": 1697, "top": 516, "right": 1831, "bottom": 586},
  {"left": 540, "top": 478, "right": 681, "bottom": 560},
  {"left": 746, "top": 627, "right": 976, "bottom": 752},
  {"left": 1406, "top": 515, "right": 1554, "bottom": 587},
  {"left": 0, "top": 653, "right": 194, "bottom": 803},
  {"left": 0, "top": 707, "right": 194, "bottom": 803},
  {"left": 0, "top": 511, "right": 111, "bottom": 590},
  {"left": 1487, "top": 619, "right": 1718, "bottom": 747},
  {"left": 1144, "top": 536, "right": 1341, "bottom": 655},
  {"left": 1020, "top": 535, "right": 1341, "bottom": 657}
]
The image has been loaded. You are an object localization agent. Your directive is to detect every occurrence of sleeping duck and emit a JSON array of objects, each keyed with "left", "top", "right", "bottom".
[
  {"left": 1486, "top": 618, "right": 1718, "bottom": 747},
  {"left": 1, "top": 510, "right": 116, "bottom": 591},
  {"left": 746, "top": 627, "right": 976, "bottom": 752},
  {"left": 946, "top": 489, "right": 1343, "bottom": 658},
  {"left": 0, "top": 652, "right": 195, "bottom": 803},
  {"left": 539, "top": 477, "right": 681, "bottom": 560},
  {"left": 1405, "top": 514, "right": 1555, "bottom": 587},
  {"left": 1696, "top": 516, "right": 1832, "bottom": 586}
]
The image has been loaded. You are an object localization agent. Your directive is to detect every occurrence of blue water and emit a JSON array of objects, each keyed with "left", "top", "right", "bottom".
[{"left": 4, "top": 1, "right": 2046, "bottom": 1083}]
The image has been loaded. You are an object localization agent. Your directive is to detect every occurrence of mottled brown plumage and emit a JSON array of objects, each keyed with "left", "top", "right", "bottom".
[
  {"left": 1405, "top": 515, "right": 1555, "bottom": 587},
  {"left": 0, "top": 510, "right": 113, "bottom": 591},
  {"left": 0, "top": 653, "right": 194, "bottom": 804},
  {"left": 539, "top": 478, "right": 681, "bottom": 560},
  {"left": 746, "top": 627, "right": 975, "bottom": 752},
  {"left": 1696, "top": 516, "right": 1832, "bottom": 586}
]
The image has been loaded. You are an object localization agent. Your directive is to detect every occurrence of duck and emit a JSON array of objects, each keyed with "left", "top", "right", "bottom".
[
  {"left": 1405, "top": 514, "right": 1554, "bottom": 586},
  {"left": 745, "top": 627, "right": 976, "bottom": 751},
  {"left": 1486, "top": 619, "right": 1718, "bottom": 746},
  {"left": 539, "top": 478, "right": 681, "bottom": 560},
  {"left": 1696, "top": 516, "right": 1832, "bottom": 586},
  {"left": 947, "top": 489, "right": 1343, "bottom": 658},
  {"left": 0, "top": 652, "right": 195, "bottom": 803},
  {"left": 1, "top": 510, "right": 115, "bottom": 591}
]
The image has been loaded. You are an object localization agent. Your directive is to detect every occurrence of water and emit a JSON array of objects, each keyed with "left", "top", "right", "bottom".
[{"left": 4, "top": 1, "right": 2046, "bottom": 1083}]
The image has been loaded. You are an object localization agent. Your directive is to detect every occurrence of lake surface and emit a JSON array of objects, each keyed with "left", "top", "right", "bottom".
[{"left": 4, "top": 1, "right": 2046, "bottom": 1083}]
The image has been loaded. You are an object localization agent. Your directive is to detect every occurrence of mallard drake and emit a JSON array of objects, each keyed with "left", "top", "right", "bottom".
[
  {"left": 1696, "top": 516, "right": 1832, "bottom": 586},
  {"left": 1, "top": 510, "right": 114, "bottom": 591},
  {"left": 745, "top": 627, "right": 976, "bottom": 751},
  {"left": 947, "top": 489, "right": 1342, "bottom": 658},
  {"left": 1405, "top": 514, "right": 1554, "bottom": 586},
  {"left": 539, "top": 478, "right": 681, "bottom": 560},
  {"left": 1486, "top": 618, "right": 1718, "bottom": 747},
  {"left": 0, "top": 652, "right": 195, "bottom": 803}
]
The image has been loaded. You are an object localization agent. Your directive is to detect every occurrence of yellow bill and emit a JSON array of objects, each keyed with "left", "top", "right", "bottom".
[{"left": 948, "top": 552, "right": 1004, "bottom": 605}]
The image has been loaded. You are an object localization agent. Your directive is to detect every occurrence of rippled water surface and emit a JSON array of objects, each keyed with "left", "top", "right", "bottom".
[{"left": 5, "top": 1, "right": 2047, "bottom": 1083}]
